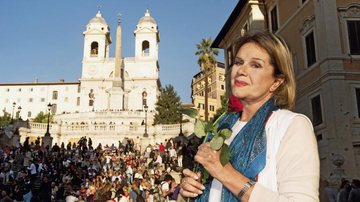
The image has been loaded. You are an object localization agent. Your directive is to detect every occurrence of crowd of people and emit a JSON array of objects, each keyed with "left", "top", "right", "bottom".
[
  {"left": 324, "top": 178, "right": 360, "bottom": 202},
  {"left": 0, "top": 136, "right": 185, "bottom": 202}
]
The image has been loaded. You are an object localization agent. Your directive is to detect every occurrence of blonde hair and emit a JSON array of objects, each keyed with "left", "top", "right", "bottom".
[{"left": 230, "top": 31, "right": 296, "bottom": 110}]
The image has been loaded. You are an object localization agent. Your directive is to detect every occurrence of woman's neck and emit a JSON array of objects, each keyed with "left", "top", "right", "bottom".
[{"left": 240, "top": 98, "right": 271, "bottom": 121}]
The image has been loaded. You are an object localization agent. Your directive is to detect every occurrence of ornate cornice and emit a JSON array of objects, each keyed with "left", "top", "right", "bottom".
[
  {"left": 300, "top": 15, "right": 315, "bottom": 34},
  {"left": 338, "top": 3, "right": 360, "bottom": 18}
]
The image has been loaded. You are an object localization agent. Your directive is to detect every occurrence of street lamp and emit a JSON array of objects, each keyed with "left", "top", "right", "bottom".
[
  {"left": 144, "top": 105, "right": 148, "bottom": 137},
  {"left": 17, "top": 106, "right": 22, "bottom": 120},
  {"left": 179, "top": 112, "right": 183, "bottom": 135},
  {"left": 11, "top": 102, "right": 16, "bottom": 121},
  {"left": 44, "top": 103, "right": 52, "bottom": 137}
]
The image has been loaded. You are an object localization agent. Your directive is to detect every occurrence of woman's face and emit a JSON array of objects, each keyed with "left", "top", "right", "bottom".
[{"left": 231, "top": 42, "right": 283, "bottom": 105}]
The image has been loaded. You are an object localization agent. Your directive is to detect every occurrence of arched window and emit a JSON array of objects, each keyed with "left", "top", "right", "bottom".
[
  {"left": 88, "top": 89, "right": 95, "bottom": 107},
  {"left": 52, "top": 91, "right": 58, "bottom": 100},
  {"left": 142, "top": 41, "right": 150, "bottom": 56},
  {"left": 90, "top": 42, "right": 99, "bottom": 57}
]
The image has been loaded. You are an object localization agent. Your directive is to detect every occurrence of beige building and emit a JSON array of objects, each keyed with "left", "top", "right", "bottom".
[
  {"left": 212, "top": 0, "right": 360, "bottom": 184},
  {"left": 191, "top": 62, "right": 226, "bottom": 120}
]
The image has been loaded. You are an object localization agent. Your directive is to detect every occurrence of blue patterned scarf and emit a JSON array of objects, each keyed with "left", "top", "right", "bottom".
[{"left": 196, "top": 98, "right": 277, "bottom": 202}]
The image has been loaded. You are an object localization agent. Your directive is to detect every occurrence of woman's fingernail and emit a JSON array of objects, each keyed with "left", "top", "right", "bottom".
[
  {"left": 193, "top": 193, "right": 198, "bottom": 197},
  {"left": 194, "top": 175, "right": 199, "bottom": 180},
  {"left": 199, "top": 190, "right": 203, "bottom": 194},
  {"left": 201, "top": 185, "right": 205, "bottom": 190}
]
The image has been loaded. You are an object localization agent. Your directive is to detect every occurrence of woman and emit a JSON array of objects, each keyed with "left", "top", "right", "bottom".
[{"left": 180, "top": 32, "right": 319, "bottom": 201}]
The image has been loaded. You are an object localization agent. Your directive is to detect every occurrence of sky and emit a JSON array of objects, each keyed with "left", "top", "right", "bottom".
[{"left": 0, "top": 0, "right": 238, "bottom": 103}]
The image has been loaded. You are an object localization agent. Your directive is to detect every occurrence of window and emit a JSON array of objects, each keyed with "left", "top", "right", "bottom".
[
  {"left": 270, "top": 6, "right": 278, "bottom": 33},
  {"left": 89, "top": 99, "right": 94, "bottom": 106},
  {"left": 221, "top": 85, "right": 225, "bottom": 90},
  {"left": 347, "top": 20, "right": 360, "bottom": 55},
  {"left": 77, "top": 97, "right": 80, "bottom": 106},
  {"left": 6, "top": 88, "right": 10, "bottom": 92},
  {"left": 316, "top": 133, "right": 323, "bottom": 141},
  {"left": 227, "top": 47, "right": 233, "bottom": 67},
  {"left": 30, "top": 88, "right": 33, "bottom": 92},
  {"left": 90, "top": 42, "right": 99, "bottom": 56},
  {"left": 311, "top": 95, "right": 323, "bottom": 126},
  {"left": 64, "top": 97, "right": 68, "bottom": 102},
  {"left": 77, "top": 85, "right": 81, "bottom": 93},
  {"left": 52, "top": 91, "right": 58, "bottom": 100},
  {"left": 305, "top": 31, "right": 316, "bottom": 67},
  {"left": 28, "top": 98, "right": 33, "bottom": 102},
  {"left": 27, "top": 111, "right": 31, "bottom": 118},
  {"left": 51, "top": 104, "right": 57, "bottom": 114},
  {"left": 142, "top": 40, "right": 150, "bottom": 56},
  {"left": 353, "top": 144, "right": 360, "bottom": 169},
  {"left": 210, "top": 105, "right": 215, "bottom": 112},
  {"left": 18, "top": 88, "right": 21, "bottom": 92},
  {"left": 355, "top": 88, "right": 360, "bottom": 117},
  {"left": 219, "top": 75, "right": 224, "bottom": 81},
  {"left": 41, "top": 98, "right": 45, "bottom": 102}
]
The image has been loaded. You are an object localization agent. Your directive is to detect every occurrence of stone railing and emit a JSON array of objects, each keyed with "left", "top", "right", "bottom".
[
  {"left": 27, "top": 121, "right": 194, "bottom": 136},
  {"left": 20, "top": 121, "right": 194, "bottom": 150}
]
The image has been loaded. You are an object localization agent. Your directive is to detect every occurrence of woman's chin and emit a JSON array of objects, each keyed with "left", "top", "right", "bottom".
[{"left": 231, "top": 95, "right": 244, "bottom": 99}]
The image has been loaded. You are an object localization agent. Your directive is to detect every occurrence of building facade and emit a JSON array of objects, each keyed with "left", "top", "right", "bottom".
[
  {"left": 0, "top": 10, "right": 183, "bottom": 147},
  {"left": 212, "top": 0, "right": 360, "bottom": 184},
  {"left": 0, "top": 10, "right": 159, "bottom": 121},
  {"left": 191, "top": 62, "right": 226, "bottom": 120}
]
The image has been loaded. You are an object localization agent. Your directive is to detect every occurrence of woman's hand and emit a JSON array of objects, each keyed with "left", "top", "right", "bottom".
[
  {"left": 195, "top": 142, "right": 223, "bottom": 179},
  {"left": 180, "top": 169, "right": 204, "bottom": 198}
]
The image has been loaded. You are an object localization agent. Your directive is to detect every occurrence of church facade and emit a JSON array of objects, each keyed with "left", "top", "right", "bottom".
[
  {"left": 1, "top": 10, "right": 159, "bottom": 123},
  {"left": 0, "top": 10, "right": 191, "bottom": 147}
]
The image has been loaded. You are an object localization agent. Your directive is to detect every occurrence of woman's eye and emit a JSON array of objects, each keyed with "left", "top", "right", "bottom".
[
  {"left": 251, "top": 63, "right": 261, "bottom": 68},
  {"left": 233, "top": 60, "right": 243, "bottom": 66}
]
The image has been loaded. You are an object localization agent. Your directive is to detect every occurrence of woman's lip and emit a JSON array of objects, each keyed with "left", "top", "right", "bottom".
[{"left": 234, "top": 80, "right": 248, "bottom": 87}]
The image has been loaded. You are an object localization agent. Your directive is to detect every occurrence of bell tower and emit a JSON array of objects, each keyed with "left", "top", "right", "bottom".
[
  {"left": 134, "top": 9, "right": 159, "bottom": 59},
  {"left": 81, "top": 10, "right": 111, "bottom": 79}
]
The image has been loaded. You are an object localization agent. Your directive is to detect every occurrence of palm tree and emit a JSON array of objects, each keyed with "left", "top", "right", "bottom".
[{"left": 195, "top": 37, "right": 219, "bottom": 121}]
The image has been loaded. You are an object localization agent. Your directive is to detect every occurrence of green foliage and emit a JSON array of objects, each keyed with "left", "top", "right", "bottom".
[
  {"left": 33, "top": 111, "right": 53, "bottom": 123},
  {"left": 177, "top": 107, "right": 198, "bottom": 118},
  {"left": 195, "top": 37, "right": 219, "bottom": 71},
  {"left": 220, "top": 144, "right": 230, "bottom": 166},
  {"left": 194, "top": 120, "right": 206, "bottom": 138},
  {"left": 0, "top": 113, "right": 11, "bottom": 126},
  {"left": 191, "top": 111, "right": 232, "bottom": 184},
  {"left": 195, "top": 37, "right": 219, "bottom": 122},
  {"left": 211, "top": 95, "right": 229, "bottom": 122},
  {"left": 153, "top": 85, "right": 181, "bottom": 125},
  {"left": 210, "top": 136, "right": 223, "bottom": 150}
]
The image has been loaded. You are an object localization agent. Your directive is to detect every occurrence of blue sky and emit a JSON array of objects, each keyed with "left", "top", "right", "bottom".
[{"left": 0, "top": 0, "right": 238, "bottom": 103}]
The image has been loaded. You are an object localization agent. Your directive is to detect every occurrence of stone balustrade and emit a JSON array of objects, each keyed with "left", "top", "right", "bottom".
[{"left": 28, "top": 121, "right": 194, "bottom": 135}]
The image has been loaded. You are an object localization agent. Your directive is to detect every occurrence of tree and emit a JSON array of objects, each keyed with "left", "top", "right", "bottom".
[
  {"left": 211, "top": 95, "right": 229, "bottom": 122},
  {"left": 0, "top": 112, "right": 11, "bottom": 127},
  {"left": 195, "top": 37, "right": 219, "bottom": 121},
  {"left": 154, "top": 85, "right": 181, "bottom": 125},
  {"left": 33, "top": 111, "right": 53, "bottom": 123}
]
